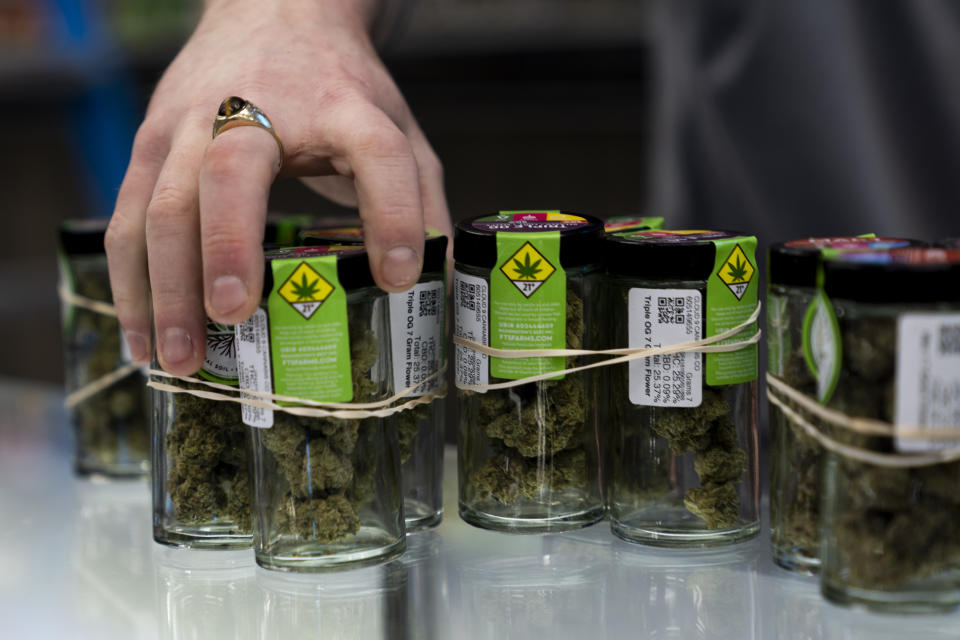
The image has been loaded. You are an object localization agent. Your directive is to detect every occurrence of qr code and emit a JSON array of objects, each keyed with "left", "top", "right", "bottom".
[
  {"left": 657, "top": 296, "right": 686, "bottom": 324},
  {"left": 939, "top": 325, "right": 960, "bottom": 355},
  {"left": 459, "top": 281, "right": 476, "bottom": 311},
  {"left": 238, "top": 322, "right": 255, "bottom": 343},
  {"left": 419, "top": 288, "right": 440, "bottom": 317}
]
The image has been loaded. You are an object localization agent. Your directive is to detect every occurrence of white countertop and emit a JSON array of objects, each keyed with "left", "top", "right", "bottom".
[{"left": 1, "top": 378, "right": 957, "bottom": 639}]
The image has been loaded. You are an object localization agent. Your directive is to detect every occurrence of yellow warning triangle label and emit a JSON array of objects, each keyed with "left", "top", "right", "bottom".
[
  {"left": 717, "top": 243, "right": 755, "bottom": 300},
  {"left": 277, "top": 261, "right": 335, "bottom": 319},
  {"left": 499, "top": 241, "right": 556, "bottom": 298}
]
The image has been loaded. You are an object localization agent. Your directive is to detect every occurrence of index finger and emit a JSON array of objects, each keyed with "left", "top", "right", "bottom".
[{"left": 199, "top": 125, "right": 280, "bottom": 324}]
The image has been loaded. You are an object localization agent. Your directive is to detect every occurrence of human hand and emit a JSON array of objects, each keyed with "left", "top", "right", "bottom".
[{"left": 105, "top": 0, "right": 451, "bottom": 376}]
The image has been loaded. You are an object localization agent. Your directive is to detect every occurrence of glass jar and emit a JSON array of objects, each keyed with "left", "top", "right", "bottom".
[
  {"left": 454, "top": 211, "right": 604, "bottom": 532},
  {"left": 815, "top": 248, "right": 960, "bottom": 612},
  {"left": 301, "top": 228, "right": 449, "bottom": 531},
  {"left": 58, "top": 220, "right": 150, "bottom": 477},
  {"left": 152, "top": 320, "right": 252, "bottom": 548},
  {"left": 767, "top": 237, "right": 920, "bottom": 573},
  {"left": 602, "top": 230, "right": 760, "bottom": 547},
  {"left": 239, "top": 246, "right": 403, "bottom": 571}
]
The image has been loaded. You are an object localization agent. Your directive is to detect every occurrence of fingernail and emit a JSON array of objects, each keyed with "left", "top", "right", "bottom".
[
  {"left": 160, "top": 327, "right": 193, "bottom": 366},
  {"left": 124, "top": 331, "right": 149, "bottom": 363},
  {"left": 382, "top": 246, "right": 420, "bottom": 289},
  {"left": 210, "top": 275, "right": 248, "bottom": 317}
]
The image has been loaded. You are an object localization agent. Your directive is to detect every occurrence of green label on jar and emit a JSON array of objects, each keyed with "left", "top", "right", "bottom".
[
  {"left": 705, "top": 236, "right": 759, "bottom": 385},
  {"left": 267, "top": 255, "right": 353, "bottom": 402},
  {"left": 489, "top": 231, "right": 566, "bottom": 379}
]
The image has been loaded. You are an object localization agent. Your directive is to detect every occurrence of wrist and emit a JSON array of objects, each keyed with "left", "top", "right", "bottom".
[{"left": 202, "top": 0, "right": 378, "bottom": 35}]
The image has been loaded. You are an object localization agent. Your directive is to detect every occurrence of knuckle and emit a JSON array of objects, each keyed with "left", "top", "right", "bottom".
[
  {"left": 147, "top": 182, "right": 194, "bottom": 225},
  {"left": 315, "top": 81, "right": 366, "bottom": 109},
  {"left": 202, "top": 141, "right": 246, "bottom": 185},
  {"left": 104, "top": 219, "right": 132, "bottom": 257},
  {"left": 353, "top": 122, "right": 409, "bottom": 158},
  {"left": 131, "top": 121, "right": 168, "bottom": 164},
  {"left": 203, "top": 223, "right": 255, "bottom": 261},
  {"left": 418, "top": 148, "right": 444, "bottom": 183}
]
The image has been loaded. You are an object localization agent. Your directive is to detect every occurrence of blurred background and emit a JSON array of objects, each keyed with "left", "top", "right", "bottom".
[{"left": 2, "top": 0, "right": 959, "bottom": 384}]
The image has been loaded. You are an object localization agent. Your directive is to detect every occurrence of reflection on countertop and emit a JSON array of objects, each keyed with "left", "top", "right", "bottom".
[{"left": 1, "top": 378, "right": 959, "bottom": 640}]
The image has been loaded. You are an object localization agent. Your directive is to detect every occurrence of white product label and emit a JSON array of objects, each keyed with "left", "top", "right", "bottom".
[
  {"left": 628, "top": 288, "right": 703, "bottom": 407},
  {"left": 454, "top": 270, "right": 489, "bottom": 390},
  {"left": 894, "top": 313, "right": 960, "bottom": 452},
  {"left": 235, "top": 308, "right": 274, "bottom": 429},
  {"left": 389, "top": 281, "right": 445, "bottom": 397},
  {"left": 202, "top": 321, "right": 239, "bottom": 383}
]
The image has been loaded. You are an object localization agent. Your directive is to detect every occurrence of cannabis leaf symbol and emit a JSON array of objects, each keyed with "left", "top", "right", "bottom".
[
  {"left": 291, "top": 272, "right": 321, "bottom": 300},
  {"left": 726, "top": 255, "right": 749, "bottom": 282},
  {"left": 512, "top": 253, "right": 543, "bottom": 280}
]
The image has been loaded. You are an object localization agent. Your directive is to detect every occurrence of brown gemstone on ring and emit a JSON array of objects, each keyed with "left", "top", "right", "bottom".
[{"left": 218, "top": 96, "right": 247, "bottom": 117}]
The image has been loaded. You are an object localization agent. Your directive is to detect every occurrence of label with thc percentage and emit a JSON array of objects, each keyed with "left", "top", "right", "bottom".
[
  {"left": 454, "top": 270, "right": 489, "bottom": 390},
  {"left": 628, "top": 288, "right": 703, "bottom": 407},
  {"left": 894, "top": 313, "right": 960, "bottom": 452},
  {"left": 388, "top": 280, "right": 445, "bottom": 397}
]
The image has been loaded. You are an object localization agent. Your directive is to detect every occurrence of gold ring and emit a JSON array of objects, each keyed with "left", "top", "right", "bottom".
[{"left": 212, "top": 96, "right": 284, "bottom": 169}]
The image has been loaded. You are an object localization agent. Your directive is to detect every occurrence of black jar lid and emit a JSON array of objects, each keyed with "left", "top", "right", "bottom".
[
  {"left": 769, "top": 236, "right": 923, "bottom": 288},
  {"left": 604, "top": 230, "right": 751, "bottom": 281},
  {"left": 823, "top": 248, "right": 960, "bottom": 304},
  {"left": 454, "top": 211, "right": 603, "bottom": 270},
  {"left": 59, "top": 218, "right": 108, "bottom": 255},
  {"left": 301, "top": 227, "right": 448, "bottom": 276},
  {"left": 935, "top": 237, "right": 960, "bottom": 249},
  {"left": 262, "top": 245, "right": 373, "bottom": 295}
]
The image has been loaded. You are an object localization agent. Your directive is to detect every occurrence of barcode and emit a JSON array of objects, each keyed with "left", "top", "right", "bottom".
[
  {"left": 459, "top": 281, "right": 476, "bottom": 311},
  {"left": 940, "top": 325, "right": 960, "bottom": 354},
  {"left": 657, "top": 296, "right": 685, "bottom": 324},
  {"left": 238, "top": 322, "right": 255, "bottom": 343},
  {"left": 419, "top": 288, "right": 439, "bottom": 317}
]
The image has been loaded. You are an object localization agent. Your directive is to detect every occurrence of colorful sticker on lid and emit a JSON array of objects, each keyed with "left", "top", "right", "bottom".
[
  {"left": 301, "top": 226, "right": 365, "bottom": 244},
  {"left": 267, "top": 245, "right": 366, "bottom": 259},
  {"left": 489, "top": 231, "right": 566, "bottom": 380},
  {"left": 782, "top": 235, "right": 916, "bottom": 251},
  {"left": 705, "top": 236, "right": 759, "bottom": 386},
  {"left": 826, "top": 247, "right": 960, "bottom": 265},
  {"left": 620, "top": 230, "right": 732, "bottom": 243},
  {"left": 471, "top": 211, "right": 588, "bottom": 232},
  {"left": 604, "top": 216, "right": 665, "bottom": 233}
]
